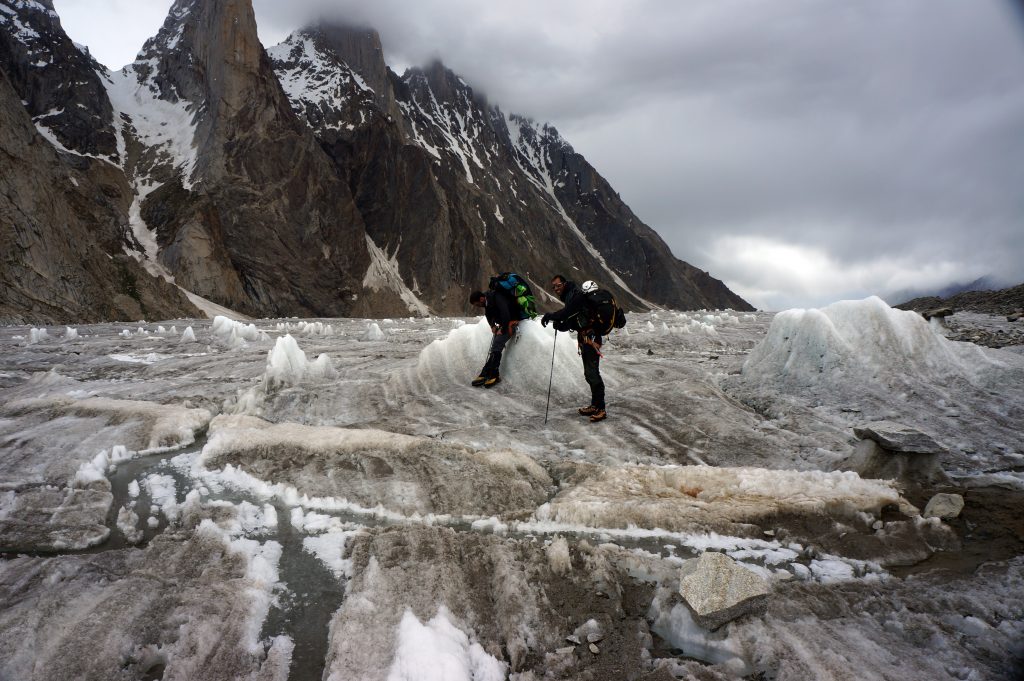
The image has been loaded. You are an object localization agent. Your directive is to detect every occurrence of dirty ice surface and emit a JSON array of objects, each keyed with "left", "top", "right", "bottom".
[{"left": 1, "top": 302, "right": 1023, "bottom": 680}]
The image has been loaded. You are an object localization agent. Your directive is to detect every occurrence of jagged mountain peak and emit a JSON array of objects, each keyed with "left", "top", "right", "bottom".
[
  {"left": 129, "top": 0, "right": 195, "bottom": 98},
  {"left": 268, "top": 29, "right": 387, "bottom": 141},
  {"left": 403, "top": 59, "right": 487, "bottom": 109},
  {"left": 110, "top": 0, "right": 296, "bottom": 187},
  {"left": 117, "top": 0, "right": 385, "bottom": 318},
  {"left": 308, "top": 23, "right": 391, "bottom": 97},
  {"left": 139, "top": 0, "right": 266, "bottom": 114},
  {"left": 0, "top": 0, "right": 118, "bottom": 159},
  {"left": 507, "top": 113, "right": 571, "bottom": 153}
]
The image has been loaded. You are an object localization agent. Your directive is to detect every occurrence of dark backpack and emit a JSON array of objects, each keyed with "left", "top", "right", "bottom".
[
  {"left": 489, "top": 272, "right": 537, "bottom": 319},
  {"left": 584, "top": 288, "right": 627, "bottom": 335}
]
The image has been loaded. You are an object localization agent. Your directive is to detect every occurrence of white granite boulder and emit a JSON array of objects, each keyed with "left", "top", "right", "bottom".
[
  {"left": 923, "top": 493, "right": 964, "bottom": 520},
  {"left": 678, "top": 551, "right": 769, "bottom": 630}
]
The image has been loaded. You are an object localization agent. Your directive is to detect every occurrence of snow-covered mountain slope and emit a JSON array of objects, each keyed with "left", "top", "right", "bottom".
[
  {"left": 269, "top": 24, "right": 752, "bottom": 314},
  {"left": 93, "top": 0, "right": 395, "bottom": 318},
  {"left": 266, "top": 31, "right": 380, "bottom": 140},
  {"left": 0, "top": 0, "right": 118, "bottom": 161},
  {"left": 0, "top": 58, "right": 199, "bottom": 323},
  {"left": 100, "top": 1, "right": 203, "bottom": 190}
]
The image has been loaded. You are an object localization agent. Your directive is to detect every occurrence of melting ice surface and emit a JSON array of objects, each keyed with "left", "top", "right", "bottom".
[{"left": 1, "top": 300, "right": 1022, "bottom": 680}]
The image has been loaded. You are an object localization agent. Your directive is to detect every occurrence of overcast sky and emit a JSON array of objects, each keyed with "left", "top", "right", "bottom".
[{"left": 53, "top": 0, "right": 1024, "bottom": 310}]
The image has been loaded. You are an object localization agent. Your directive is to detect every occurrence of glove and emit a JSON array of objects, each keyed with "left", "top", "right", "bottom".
[{"left": 541, "top": 314, "right": 552, "bottom": 327}]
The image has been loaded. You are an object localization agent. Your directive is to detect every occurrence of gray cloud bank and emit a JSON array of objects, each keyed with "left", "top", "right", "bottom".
[{"left": 54, "top": 0, "right": 1024, "bottom": 309}]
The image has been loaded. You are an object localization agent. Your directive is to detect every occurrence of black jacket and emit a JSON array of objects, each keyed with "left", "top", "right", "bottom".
[
  {"left": 547, "top": 281, "right": 590, "bottom": 331},
  {"left": 484, "top": 289, "right": 517, "bottom": 330}
]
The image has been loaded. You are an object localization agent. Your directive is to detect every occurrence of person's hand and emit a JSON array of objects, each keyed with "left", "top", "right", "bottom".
[
  {"left": 541, "top": 313, "right": 551, "bottom": 327},
  {"left": 508, "top": 320, "right": 520, "bottom": 335},
  {"left": 491, "top": 323, "right": 500, "bottom": 335}
]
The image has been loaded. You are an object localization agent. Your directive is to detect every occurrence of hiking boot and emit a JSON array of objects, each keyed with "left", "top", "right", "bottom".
[
  {"left": 578, "top": 405, "right": 600, "bottom": 416},
  {"left": 483, "top": 375, "right": 501, "bottom": 388},
  {"left": 589, "top": 409, "right": 607, "bottom": 422},
  {"left": 471, "top": 375, "right": 488, "bottom": 387}
]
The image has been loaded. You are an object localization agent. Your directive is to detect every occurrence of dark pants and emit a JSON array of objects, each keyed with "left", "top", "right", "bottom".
[
  {"left": 481, "top": 332, "right": 512, "bottom": 377},
  {"left": 581, "top": 337, "right": 605, "bottom": 410}
]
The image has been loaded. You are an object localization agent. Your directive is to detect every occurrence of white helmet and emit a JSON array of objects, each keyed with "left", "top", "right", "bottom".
[{"left": 581, "top": 280, "right": 599, "bottom": 293}]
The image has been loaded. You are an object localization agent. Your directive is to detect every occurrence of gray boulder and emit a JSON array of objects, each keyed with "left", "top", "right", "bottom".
[
  {"left": 924, "top": 493, "right": 964, "bottom": 520},
  {"left": 841, "top": 438, "right": 945, "bottom": 483},
  {"left": 678, "top": 551, "right": 769, "bottom": 630},
  {"left": 845, "top": 422, "right": 949, "bottom": 483},
  {"left": 921, "top": 307, "right": 954, "bottom": 320},
  {"left": 853, "top": 421, "right": 948, "bottom": 454}
]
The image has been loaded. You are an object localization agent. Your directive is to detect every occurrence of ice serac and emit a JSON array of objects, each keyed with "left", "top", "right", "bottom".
[
  {"left": 0, "top": 66, "right": 199, "bottom": 324},
  {"left": 132, "top": 0, "right": 403, "bottom": 317},
  {"left": 272, "top": 23, "right": 751, "bottom": 314}
]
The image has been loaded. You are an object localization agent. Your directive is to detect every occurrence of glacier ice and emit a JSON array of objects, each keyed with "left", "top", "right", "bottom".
[{"left": 0, "top": 305, "right": 1021, "bottom": 680}]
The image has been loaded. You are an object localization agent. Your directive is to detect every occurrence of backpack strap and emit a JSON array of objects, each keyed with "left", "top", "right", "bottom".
[{"left": 578, "top": 332, "right": 604, "bottom": 357}]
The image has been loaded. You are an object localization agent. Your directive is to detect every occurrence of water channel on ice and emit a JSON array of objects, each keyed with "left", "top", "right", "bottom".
[{"left": 1, "top": 302, "right": 1022, "bottom": 680}]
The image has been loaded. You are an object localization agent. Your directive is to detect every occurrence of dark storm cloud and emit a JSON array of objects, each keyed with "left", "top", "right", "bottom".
[{"left": 54, "top": 0, "right": 1024, "bottom": 308}]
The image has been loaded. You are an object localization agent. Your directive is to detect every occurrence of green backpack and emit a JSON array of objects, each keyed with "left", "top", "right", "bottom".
[{"left": 488, "top": 272, "right": 537, "bottom": 319}]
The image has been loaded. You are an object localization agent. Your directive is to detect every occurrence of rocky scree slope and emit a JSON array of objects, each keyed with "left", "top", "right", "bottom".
[
  {"left": 897, "top": 282, "right": 1024, "bottom": 349},
  {"left": 896, "top": 282, "right": 1024, "bottom": 318}
]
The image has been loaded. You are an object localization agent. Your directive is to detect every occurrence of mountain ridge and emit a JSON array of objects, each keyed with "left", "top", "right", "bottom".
[
  {"left": 0, "top": 0, "right": 752, "bottom": 322},
  {"left": 895, "top": 282, "right": 1024, "bottom": 317}
]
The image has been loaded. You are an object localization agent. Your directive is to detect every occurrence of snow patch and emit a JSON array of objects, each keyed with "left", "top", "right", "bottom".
[
  {"left": 362, "top": 235, "right": 431, "bottom": 316},
  {"left": 386, "top": 606, "right": 507, "bottom": 681},
  {"left": 195, "top": 519, "right": 283, "bottom": 655},
  {"left": 303, "top": 529, "right": 362, "bottom": 579},
  {"left": 102, "top": 62, "right": 199, "bottom": 186},
  {"left": 73, "top": 444, "right": 131, "bottom": 488},
  {"left": 143, "top": 473, "right": 178, "bottom": 521}
]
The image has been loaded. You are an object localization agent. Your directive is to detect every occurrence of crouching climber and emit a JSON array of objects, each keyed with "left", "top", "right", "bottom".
[{"left": 469, "top": 289, "right": 520, "bottom": 387}]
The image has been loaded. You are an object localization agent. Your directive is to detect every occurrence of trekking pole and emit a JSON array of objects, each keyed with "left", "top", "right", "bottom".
[{"left": 544, "top": 330, "right": 557, "bottom": 424}]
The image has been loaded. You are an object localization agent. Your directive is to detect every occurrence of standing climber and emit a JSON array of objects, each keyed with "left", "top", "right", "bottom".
[
  {"left": 541, "top": 275, "right": 606, "bottom": 421},
  {"left": 469, "top": 289, "right": 520, "bottom": 387}
]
